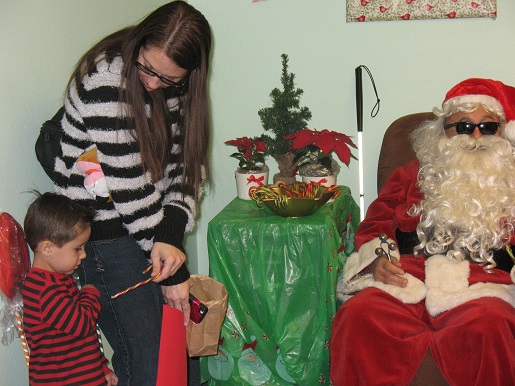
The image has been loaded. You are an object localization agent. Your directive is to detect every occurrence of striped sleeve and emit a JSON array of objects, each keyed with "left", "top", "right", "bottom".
[{"left": 39, "top": 284, "right": 100, "bottom": 338}]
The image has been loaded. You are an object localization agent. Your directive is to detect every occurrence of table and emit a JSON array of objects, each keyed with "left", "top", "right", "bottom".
[{"left": 200, "top": 186, "right": 360, "bottom": 385}]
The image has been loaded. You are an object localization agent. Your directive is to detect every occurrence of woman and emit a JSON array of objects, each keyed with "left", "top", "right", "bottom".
[{"left": 54, "top": 2, "right": 211, "bottom": 384}]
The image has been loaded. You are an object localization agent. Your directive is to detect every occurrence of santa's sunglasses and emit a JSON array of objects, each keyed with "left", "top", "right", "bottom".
[{"left": 444, "top": 121, "right": 500, "bottom": 135}]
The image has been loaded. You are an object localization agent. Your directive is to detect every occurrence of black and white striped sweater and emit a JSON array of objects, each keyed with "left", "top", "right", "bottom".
[{"left": 55, "top": 56, "right": 194, "bottom": 284}]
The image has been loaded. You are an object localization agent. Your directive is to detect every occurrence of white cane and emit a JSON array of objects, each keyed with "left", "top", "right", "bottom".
[
  {"left": 355, "top": 65, "right": 380, "bottom": 221},
  {"left": 355, "top": 66, "right": 365, "bottom": 221}
]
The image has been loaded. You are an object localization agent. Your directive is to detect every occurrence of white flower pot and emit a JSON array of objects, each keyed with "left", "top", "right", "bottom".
[
  {"left": 235, "top": 166, "right": 269, "bottom": 200},
  {"left": 301, "top": 174, "right": 337, "bottom": 187}
]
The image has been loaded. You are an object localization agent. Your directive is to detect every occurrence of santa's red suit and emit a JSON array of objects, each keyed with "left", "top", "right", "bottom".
[{"left": 330, "top": 160, "right": 515, "bottom": 386}]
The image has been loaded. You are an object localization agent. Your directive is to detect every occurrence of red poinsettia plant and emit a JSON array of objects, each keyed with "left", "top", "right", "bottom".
[
  {"left": 285, "top": 129, "right": 357, "bottom": 175},
  {"left": 225, "top": 136, "right": 268, "bottom": 170}
]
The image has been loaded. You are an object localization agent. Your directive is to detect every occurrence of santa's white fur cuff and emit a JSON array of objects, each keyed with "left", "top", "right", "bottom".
[
  {"left": 425, "top": 255, "right": 515, "bottom": 316},
  {"left": 337, "top": 239, "right": 515, "bottom": 316}
]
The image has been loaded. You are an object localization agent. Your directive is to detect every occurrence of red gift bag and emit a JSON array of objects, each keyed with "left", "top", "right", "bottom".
[{"left": 156, "top": 305, "right": 187, "bottom": 386}]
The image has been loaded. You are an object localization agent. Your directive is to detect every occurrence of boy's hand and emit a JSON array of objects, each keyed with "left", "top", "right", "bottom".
[{"left": 106, "top": 371, "right": 118, "bottom": 385}]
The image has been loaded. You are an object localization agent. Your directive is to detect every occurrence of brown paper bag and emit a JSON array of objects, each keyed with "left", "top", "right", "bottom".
[{"left": 186, "top": 274, "right": 228, "bottom": 357}]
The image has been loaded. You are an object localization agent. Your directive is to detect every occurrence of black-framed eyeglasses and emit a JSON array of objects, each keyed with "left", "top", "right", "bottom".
[
  {"left": 134, "top": 61, "right": 187, "bottom": 88},
  {"left": 444, "top": 122, "right": 500, "bottom": 135}
]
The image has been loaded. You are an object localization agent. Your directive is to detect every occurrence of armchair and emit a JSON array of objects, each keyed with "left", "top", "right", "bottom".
[
  {"left": 376, "top": 112, "right": 448, "bottom": 385},
  {"left": 377, "top": 112, "right": 435, "bottom": 193}
]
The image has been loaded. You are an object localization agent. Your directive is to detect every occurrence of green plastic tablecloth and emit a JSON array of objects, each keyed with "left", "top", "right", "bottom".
[{"left": 201, "top": 186, "right": 359, "bottom": 385}]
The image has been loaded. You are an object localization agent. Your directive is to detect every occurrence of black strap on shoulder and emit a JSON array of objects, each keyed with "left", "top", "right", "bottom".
[{"left": 35, "top": 107, "right": 65, "bottom": 180}]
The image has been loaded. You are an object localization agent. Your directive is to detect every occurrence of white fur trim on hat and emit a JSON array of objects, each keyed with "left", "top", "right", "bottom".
[
  {"left": 443, "top": 94, "right": 504, "bottom": 116},
  {"left": 502, "top": 121, "right": 515, "bottom": 145}
]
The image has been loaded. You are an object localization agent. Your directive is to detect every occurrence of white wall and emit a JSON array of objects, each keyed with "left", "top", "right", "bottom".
[{"left": 1, "top": 1, "right": 514, "bottom": 383}]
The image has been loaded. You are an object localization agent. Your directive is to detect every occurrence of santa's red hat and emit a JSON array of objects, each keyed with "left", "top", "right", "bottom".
[{"left": 442, "top": 78, "right": 515, "bottom": 144}]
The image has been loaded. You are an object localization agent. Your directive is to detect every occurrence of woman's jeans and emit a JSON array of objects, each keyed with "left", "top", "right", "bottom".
[{"left": 78, "top": 236, "right": 163, "bottom": 386}]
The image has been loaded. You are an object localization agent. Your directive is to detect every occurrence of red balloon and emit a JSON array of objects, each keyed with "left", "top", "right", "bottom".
[{"left": 0, "top": 212, "right": 30, "bottom": 301}]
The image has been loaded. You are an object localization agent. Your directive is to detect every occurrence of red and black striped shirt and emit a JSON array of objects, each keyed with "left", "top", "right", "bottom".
[{"left": 22, "top": 268, "right": 110, "bottom": 385}]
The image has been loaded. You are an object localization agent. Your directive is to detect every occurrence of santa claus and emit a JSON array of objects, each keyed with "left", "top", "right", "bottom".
[{"left": 330, "top": 78, "right": 515, "bottom": 386}]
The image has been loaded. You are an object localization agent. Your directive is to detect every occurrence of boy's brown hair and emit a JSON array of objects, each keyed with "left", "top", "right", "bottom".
[{"left": 24, "top": 192, "right": 94, "bottom": 252}]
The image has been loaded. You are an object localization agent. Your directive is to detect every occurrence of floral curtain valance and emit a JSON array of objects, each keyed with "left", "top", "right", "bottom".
[{"left": 346, "top": 0, "right": 497, "bottom": 22}]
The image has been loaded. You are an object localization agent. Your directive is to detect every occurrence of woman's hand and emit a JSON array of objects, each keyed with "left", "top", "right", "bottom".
[
  {"left": 161, "top": 280, "right": 192, "bottom": 326},
  {"left": 370, "top": 256, "right": 408, "bottom": 287},
  {"left": 150, "top": 242, "right": 186, "bottom": 282}
]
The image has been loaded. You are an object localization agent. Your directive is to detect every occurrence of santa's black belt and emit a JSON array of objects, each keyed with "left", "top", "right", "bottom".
[{"left": 394, "top": 228, "right": 514, "bottom": 273}]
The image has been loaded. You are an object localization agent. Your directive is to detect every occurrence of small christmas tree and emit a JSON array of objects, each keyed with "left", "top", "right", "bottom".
[{"left": 258, "top": 54, "right": 312, "bottom": 183}]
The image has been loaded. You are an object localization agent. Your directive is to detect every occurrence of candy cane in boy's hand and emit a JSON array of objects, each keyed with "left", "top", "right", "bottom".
[{"left": 15, "top": 313, "right": 29, "bottom": 366}]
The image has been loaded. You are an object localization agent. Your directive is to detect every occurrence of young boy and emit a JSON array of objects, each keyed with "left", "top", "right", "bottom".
[{"left": 22, "top": 192, "right": 117, "bottom": 385}]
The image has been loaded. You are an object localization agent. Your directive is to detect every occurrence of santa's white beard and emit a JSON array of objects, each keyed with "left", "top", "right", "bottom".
[{"left": 414, "top": 135, "right": 515, "bottom": 267}]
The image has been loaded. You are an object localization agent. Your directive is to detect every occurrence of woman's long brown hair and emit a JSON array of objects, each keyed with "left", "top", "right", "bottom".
[{"left": 67, "top": 1, "right": 211, "bottom": 202}]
